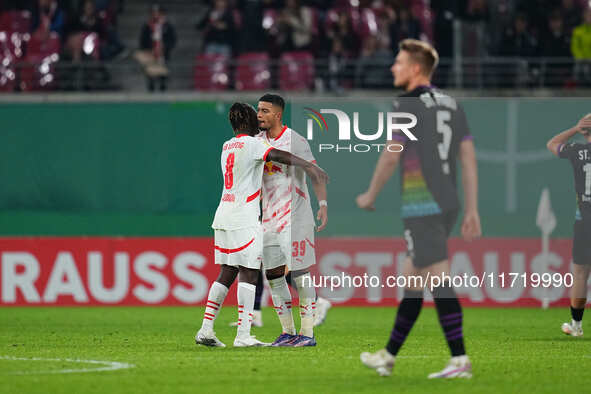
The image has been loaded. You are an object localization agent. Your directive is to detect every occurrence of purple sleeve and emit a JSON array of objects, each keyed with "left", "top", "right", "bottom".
[
  {"left": 462, "top": 135, "right": 474, "bottom": 142},
  {"left": 391, "top": 133, "right": 407, "bottom": 143}
]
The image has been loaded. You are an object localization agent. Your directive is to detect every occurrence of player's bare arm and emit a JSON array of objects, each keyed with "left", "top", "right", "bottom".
[
  {"left": 311, "top": 178, "right": 328, "bottom": 232},
  {"left": 356, "top": 141, "right": 404, "bottom": 211},
  {"left": 266, "top": 148, "right": 329, "bottom": 185},
  {"left": 547, "top": 113, "right": 591, "bottom": 156},
  {"left": 459, "top": 139, "right": 481, "bottom": 242}
]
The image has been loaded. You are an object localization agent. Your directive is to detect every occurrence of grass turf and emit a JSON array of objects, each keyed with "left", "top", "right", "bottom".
[{"left": 0, "top": 306, "right": 589, "bottom": 394}]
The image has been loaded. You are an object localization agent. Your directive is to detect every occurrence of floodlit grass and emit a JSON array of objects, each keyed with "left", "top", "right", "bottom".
[{"left": 1, "top": 306, "right": 589, "bottom": 394}]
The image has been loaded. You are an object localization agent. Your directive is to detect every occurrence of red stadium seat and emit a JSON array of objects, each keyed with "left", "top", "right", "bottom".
[
  {"left": 235, "top": 52, "right": 270, "bottom": 91},
  {"left": 19, "top": 32, "right": 61, "bottom": 91},
  {"left": 194, "top": 53, "right": 229, "bottom": 91},
  {"left": 279, "top": 51, "right": 315, "bottom": 91},
  {"left": 0, "top": 10, "right": 31, "bottom": 34}
]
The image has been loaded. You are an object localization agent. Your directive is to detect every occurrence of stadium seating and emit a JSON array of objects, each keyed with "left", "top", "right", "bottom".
[
  {"left": 234, "top": 52, "right": 270, "bottom": 91},
  {"left": 193, "top": 53, "right": 229, "bottom": 91},
  {"left": 0, "top": 11, "right": 30, "bottom": 92},
  {"left": 19, "top": 32, "right": 60, "bottom": 91},
  {"left": 279, "top": 51, "right": 315, "bottom": 91},
  {"left": 0, "top": 30, "right": 16, "bottom": 91}
]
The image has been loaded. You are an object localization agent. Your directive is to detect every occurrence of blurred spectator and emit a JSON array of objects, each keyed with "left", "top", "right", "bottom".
[
  {"left": 63, "top": 0, "right": 125, "bottom": 62},
  {"left": 541, "top": 10, "right": 573, "bottom": 86},
  {"left": 327, "top": 38, "right": 348, "bottom": 92},
  {"left": 327, "top": 10, "right": 360, "bottom": 57},
  {"left": 198, "top": 0, "right": 235, "bottom": 56},
  {"left": 516, "top": 0, "right": 554, "bottom": 39},
  {"left": 485, "top": 0, "right": 514, "bottom": 54},
  {"left": 236, "top": 0, "right": 269, "bottom": 53},
  {"left": 498, "top": 13, "right": 537, "bottom": 57},
  {"left": 461, "top": 0, "right": 489, "bottom": 22},
  {"left": 135, "top": 4, "right": 177, "bottom": 91},
  {"left": 355, "top": 35, "right": 393, "bottom": 88},
  {"left": 388, "top": 7, "right": 422, "bottom": 54},
  {"left": 64, "top": 0, "right": 105, "bottom": 62},
  {"left": 324, "top": 10, "right": 359, "bottom": 91},
  {"left": 542, "top": 10, "right": 571, "bottom": 57},
  {"left": 571, "top": 8, "right": 591, "bottom": 59},
  {"left": 275, "top": 0, "right": 314, "bottom": 52},
  {"left": 561, "top": 0, "right": 583, "bottom": 33},
  {"left": 571, "top": 8, "right": 591, "bottom": 84},
  {"left": 431, "top": 0, "right": 458, "bottom": 58},
  {"left": 31, "top": 0, "right": 64, "bottom": 39}
]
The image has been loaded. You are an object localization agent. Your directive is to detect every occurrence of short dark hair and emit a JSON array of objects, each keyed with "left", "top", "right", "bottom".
[
  {"left": 229, "top": 102, "right": 259, "bottom": 136},
  {"left": 259, "top": 93, "right": 285, "bottom": 110},
  {"left": 399, "top": 39, "right": 439, "bottom": 77}
]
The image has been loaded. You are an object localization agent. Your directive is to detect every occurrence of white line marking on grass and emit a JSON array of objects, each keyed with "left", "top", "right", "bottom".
[{"left": 0, "top": 356, "right": 135, "bottom": 375}]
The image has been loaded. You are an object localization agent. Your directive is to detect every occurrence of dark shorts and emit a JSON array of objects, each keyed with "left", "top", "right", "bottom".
[
  {"left": 403, "top": 210, "right": 458, "bottom": 268},
  {"left": 573, "top": 220, "right": 591, "bottom": 266}
]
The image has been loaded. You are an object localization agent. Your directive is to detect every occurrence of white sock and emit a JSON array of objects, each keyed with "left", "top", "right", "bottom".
[
  {"left": 268, "top": 276, "right": 296, "bottom": 335},
  {"left": 452, "top": 355, "right": 469, "bottom": 364},
  {"left": 237, "top": 282, "right": 256, "bottom": 338},
  {"left": 201, "top": 281, "right": 228, "bottom": 331},
  {"left": 294, "top": 273, "right": 316, "bottom": 338},
  {"left": 572, "top": 319, "right": 582, "bottom": 328}
]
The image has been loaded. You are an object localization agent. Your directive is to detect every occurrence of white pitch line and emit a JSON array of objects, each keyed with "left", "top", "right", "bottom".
[{"left": 0, "top": 355, "right": 135, "bottom": 375}]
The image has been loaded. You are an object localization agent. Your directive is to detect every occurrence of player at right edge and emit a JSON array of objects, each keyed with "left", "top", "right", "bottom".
[{"left": 547, "top": 113, "right": 591, "bottom": 337}]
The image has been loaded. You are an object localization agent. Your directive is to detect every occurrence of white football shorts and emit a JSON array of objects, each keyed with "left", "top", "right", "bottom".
[{"left": 214, "top": 225, "right": 263, "bottom": 269}]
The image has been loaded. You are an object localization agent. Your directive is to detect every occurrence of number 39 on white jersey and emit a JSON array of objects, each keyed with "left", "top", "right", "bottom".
[{"left": 212, "top": 134, "right": 274, "bottom": 230}]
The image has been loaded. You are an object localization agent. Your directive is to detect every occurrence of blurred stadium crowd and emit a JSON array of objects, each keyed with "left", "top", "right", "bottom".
[{"left": 1, "top": 0, "right": 591, "bottom": 92}]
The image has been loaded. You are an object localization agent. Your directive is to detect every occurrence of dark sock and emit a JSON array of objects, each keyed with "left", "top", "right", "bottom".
[
  {"left": 433, "top": 285, "right": 466, "bottom": 357},
  {"left": 386, "top": 289, "right": 423, "bottom": 356},
  {"left": 571, "top": 306, "right": 584, "bottom": 322},
  {"left": 254, "top": 270, "right": 264, "bottom": 311},
  {"left": 285, "top": 272, "right": 294, "bottom": 288}
]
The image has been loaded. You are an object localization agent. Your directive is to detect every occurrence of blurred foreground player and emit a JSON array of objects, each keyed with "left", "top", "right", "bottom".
[
  {"left": 547, "top": 113, "right": 591, "bottom": 337},
  {"left": 195, "top": 103, "right": 328, "bottom": 348},
  {"left": 356, "top": 39, "right": 481, "bottom": 378},
  {"left": 257, "top": 94, "right": 328, "bottom": 347}
]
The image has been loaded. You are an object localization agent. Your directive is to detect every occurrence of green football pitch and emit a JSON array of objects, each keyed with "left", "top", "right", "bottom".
[{"left": 1, "top": 306, "right": 589, "bottom": 394}]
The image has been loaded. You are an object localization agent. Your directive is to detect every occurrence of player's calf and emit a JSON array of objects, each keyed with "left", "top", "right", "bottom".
[{"left": 293, "top": 270, "right": 316, "bottom": 339}]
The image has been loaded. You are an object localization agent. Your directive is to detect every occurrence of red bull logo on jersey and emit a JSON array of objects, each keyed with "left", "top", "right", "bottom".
[
  {"left": 304, "top": 108, "right": 418, "bottom": 153},
  {"left": 264, "top": 161, "right": 283, "bottom": 175}
]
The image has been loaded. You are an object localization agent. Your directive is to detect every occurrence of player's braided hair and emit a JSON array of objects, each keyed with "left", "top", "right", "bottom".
[{"left": 229, "top": 102, "right": 259, "bottom": 136}]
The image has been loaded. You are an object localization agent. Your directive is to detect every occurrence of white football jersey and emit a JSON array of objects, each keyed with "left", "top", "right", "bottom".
[
  {"left": 212, "top": 133, "right": 274, "bottom": 230},
  {"left": 257, "top": 126, "right": 316, "bottom": 236}
]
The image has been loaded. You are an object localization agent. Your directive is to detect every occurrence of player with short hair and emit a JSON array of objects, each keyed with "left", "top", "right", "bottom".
[
  {"left": 547, "top": 113, "right": 591, "bottom": 337},
  {"left": 356, "top": 39, "right": 481, "bottom": 378},
  {"left": 257, "top": 93, "right": 328, "bottom": 347},
  {"left": 195, "top": 102, "right": 328, "bottom": 348}
]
